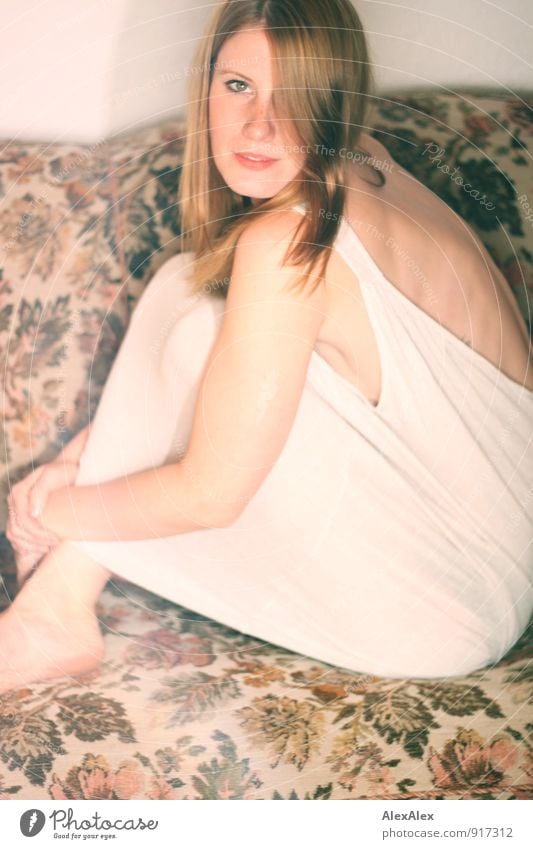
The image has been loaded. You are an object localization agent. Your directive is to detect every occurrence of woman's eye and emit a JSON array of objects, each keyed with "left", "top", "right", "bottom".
[{"left": 225, "top": 79, "right": 250, "bottom": 94}]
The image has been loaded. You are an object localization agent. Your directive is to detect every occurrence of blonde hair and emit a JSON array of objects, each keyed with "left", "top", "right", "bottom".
[{"left": 178, "top": 0, "right": 379, "bottom": 298}]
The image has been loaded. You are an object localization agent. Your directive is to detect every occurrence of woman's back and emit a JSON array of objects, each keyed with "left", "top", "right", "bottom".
[{"left": 317, "top": 132, "right": 533, "bottom": 407}]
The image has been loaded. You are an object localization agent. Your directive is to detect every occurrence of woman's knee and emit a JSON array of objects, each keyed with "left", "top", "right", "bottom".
[
  {"left": 159, "top": 295, "right": 225, "bottom": 386},
  {"left": 398, "top": 623, "right": 497, "bottom": 679}
]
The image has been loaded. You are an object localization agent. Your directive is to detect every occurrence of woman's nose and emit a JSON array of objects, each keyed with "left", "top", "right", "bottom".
[{"left": 243, "top": 97, "right": 275, "bottom": 138}]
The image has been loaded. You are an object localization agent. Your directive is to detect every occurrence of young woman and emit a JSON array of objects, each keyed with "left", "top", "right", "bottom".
[{"left": 3, "top": 0, "right": 533, "bottom": 691}]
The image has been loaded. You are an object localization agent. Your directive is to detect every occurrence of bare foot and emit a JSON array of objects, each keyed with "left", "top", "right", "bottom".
[{"left": 0, "top": 546, "right": 107, "bottom": 695}]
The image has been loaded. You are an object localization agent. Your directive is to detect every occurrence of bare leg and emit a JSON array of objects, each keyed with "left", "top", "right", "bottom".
[{"left": 0, "top": 541, "right": 111, "bottom": 694}]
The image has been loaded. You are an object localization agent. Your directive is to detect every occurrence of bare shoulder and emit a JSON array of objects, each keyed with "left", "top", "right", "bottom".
[
  {"left": 236, "top": 208, "right": 306, "bottom": 249},
  {"left": 233, "top": 208, "right": 327, "bottom": 304},
  {"left": 359, "top": 131, "right": 397, "bottom": 167}
]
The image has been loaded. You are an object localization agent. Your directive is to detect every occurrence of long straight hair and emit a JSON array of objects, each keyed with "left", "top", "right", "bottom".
[{"left": 178, "top": 0, "right": 380, "bottom": 297}]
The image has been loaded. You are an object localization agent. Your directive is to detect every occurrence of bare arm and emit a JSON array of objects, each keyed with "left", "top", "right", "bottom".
[
  {"left": 37, "top": 416, "right": 230, "bottom": 541},
  {"left": 37, "top": 462, "right": 228, "bottom": 541},
  {"left": 36, "top": 210, "right": 327, "bottom": 543},
  {"left": 166, "top": 209, "right": 327, "bottom": 521}
]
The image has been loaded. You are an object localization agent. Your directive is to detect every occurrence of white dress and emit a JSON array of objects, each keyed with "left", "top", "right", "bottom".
[{"left": 70, "top": 204, "right": 533, "bottom": 680}]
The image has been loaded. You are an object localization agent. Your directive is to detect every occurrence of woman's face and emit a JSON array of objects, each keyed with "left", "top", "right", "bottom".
[{"left": 208, "top": 26, "right": 306, "bottom": 203}]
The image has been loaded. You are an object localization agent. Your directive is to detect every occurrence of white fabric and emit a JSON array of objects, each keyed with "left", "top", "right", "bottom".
[{"left": 70, "top": 207, "right": 533, "bottom": 679}]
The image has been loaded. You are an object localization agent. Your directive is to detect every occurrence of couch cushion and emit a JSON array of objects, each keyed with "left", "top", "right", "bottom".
[{"left": 0, "top": 537, "right": 531, "bottom": 800}]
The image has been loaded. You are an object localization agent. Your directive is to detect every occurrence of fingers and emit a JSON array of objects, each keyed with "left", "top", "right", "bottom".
[
  {"left": 28, "top": 470, "right": 53, "bottom": 518},
  {"left": 7, "top": 489, "right": 59, "bottom": 547},
  {"left": 7, "top": 529, "right": 54, "bottom": 564},
  {"left": 32, "top": 459, "right": 79, "bottom": 496},
  {"left": 8, "top": 506, "right": 59, "bottom": 548},
  {"left": 6, "top": 505, "right": 60, "bottom": 552},
  {"left": 8, "top": 529, "right": 56, "bottom": 557},
  {"left": 7, "top": 469, "right": 46, "bottom": 533},
  {"left": 7, "top": 460, "right": 76, "bottom": 551},
  {"left": 17, "top": 545, "right": 49, "bottom": 565},
  {"left": 28, "top": 459, "right": 78, "bottom": 530}
]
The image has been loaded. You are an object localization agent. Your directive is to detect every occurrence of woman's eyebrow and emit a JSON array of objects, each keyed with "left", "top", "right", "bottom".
[{"left": 215, "top": 67, "right": 255, "bottom": 83}]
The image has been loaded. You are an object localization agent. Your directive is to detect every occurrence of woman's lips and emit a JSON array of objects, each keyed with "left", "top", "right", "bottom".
[{"left": 234, "top": 152, "right": 278, "bottom": 170}]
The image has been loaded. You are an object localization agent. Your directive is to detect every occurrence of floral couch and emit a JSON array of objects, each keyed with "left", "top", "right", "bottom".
[{"left": 0, "top": 91, "right": 532, "bottom": 800}]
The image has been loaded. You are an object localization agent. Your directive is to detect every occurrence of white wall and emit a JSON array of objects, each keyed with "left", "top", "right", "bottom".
[
  {"left": 1, "top": 0, "right": 532, "bottom": 144},
  {"left": 0, "top": 0, "right": 205, "bottom": 143},
  {"left": 359, "top": 0, "right": 533, "bottom": 94}
]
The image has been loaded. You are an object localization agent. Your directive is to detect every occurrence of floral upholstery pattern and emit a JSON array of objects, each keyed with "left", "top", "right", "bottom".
[{"left": 1, "top": 91, "right": 532, "bottom": 799}]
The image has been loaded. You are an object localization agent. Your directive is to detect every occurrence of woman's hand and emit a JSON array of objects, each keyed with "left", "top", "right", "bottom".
[{"left": 6, "top": 460, "right": 80, "bottom": 586}]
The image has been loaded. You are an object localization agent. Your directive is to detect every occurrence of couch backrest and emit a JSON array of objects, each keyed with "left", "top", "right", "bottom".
[{"left": 367, "top": 92, "right": 533, "bottom": 329}]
